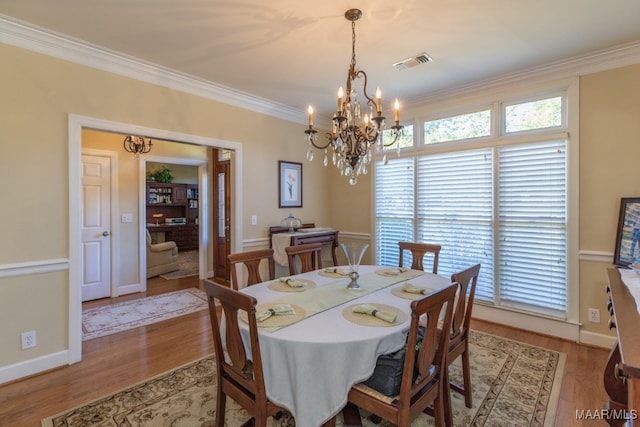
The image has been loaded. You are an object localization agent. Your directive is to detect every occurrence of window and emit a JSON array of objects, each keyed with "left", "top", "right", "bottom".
[
  {"left": 504, "top": 96, "right": 562, "bottom": 133},
  {"left": 375, "top": 93, "right": 569, "bottom": 318},
  {"left": 423, "top": 109, "right": 491, "bottom": 144},
  {"left": 381, "top": 123, "right": 414, "bottom": 149},
  {"left": 498, "top": 141, "right": 567, "bottom": 315},
  {"left": 375, "top": 156, "right": 414, "bottom": 266}
]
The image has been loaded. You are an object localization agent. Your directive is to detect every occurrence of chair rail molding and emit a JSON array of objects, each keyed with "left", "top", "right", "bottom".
[
  {"left": 0, "top": 258, "right": 69, "bottom": 279},
  {"left": 579, "top": 250, "right": 613, "bottom": 264}
]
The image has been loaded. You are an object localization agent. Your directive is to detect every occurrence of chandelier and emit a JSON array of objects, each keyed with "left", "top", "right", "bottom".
[
  {"left": 305, "top": 9, "right": 403, "bottom": 185},
  {"left": 123, "top": 135, "right": 153, "bottom": 157}
]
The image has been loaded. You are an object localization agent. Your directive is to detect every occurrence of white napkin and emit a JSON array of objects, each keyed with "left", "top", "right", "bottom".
[
  {"left": 401, "top": 282, "right": 432, "bottom": 295},
  {"left": 324, "top": 267, "right": 351, "bottom": 276},
  {"left": 352, "top": 304, "right": 397, "bottom": 323},
  {"left": 383, "top": 267, "right": 409, "bottom": 276},
  {"left": 256, "top": 304, "right": 296, "bottom": 322},
  {"left": 279, "top": 277, "right": 306, "bottom": 288}
]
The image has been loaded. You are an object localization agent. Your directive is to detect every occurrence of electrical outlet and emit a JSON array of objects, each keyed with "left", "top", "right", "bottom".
[
  {"left": 588, "top": 308, "right": 601, "bottom": 323},
  {"left": 21, "top": 331, "right": 36, "bottom": 350}
]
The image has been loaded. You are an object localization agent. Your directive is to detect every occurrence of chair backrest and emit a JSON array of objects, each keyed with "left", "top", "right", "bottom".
[
  {"left": 450, "top": 264, "right": 481, "bottom": 343},
  {"left": 227, "top": 249, "right": 275, "bottom": 290},
  {"left": 285, "top": 243, "right": 323, "bottom": 275},
  {"left": 400, "top": 283, "right": 457, "bottom": 411},
  {"left": 203, "top": 279, "right": 269, "bottom": 411},
  {"left": 398, "top": 242, "right": 441, "bottom": 273}
]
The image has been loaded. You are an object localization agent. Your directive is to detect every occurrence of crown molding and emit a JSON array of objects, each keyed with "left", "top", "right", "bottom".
[
  {"left": 403, "top": 40, "right": 640, "bottom": 117},
  {"left": 0, "top": 15, "right": 306, "bottom": 124},
  {"left": 2, "top": 14, "right": 640, "bottom": 125}
]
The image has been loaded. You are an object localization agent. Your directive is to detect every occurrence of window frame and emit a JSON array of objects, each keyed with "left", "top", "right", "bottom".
[{"left": 372, "top": 79, "right": 579, "bottom": 335}]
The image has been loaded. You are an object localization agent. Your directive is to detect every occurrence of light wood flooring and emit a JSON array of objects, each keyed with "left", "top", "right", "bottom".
[{"left": 0, "top": 275, "right": 611, "bottom": 426}]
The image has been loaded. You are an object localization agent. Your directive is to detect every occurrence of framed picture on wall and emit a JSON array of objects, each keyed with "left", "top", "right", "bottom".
[
  {"left": 279, "top": 161, "right": 302, "bottom": 208},
  {"left": 613, "top": 197, "right": 640, "bottom": 267}
]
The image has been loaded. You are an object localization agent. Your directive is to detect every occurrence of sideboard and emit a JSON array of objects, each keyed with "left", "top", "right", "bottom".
[{"left": 604, "top": 268, "right": 640, "bottom": 426}]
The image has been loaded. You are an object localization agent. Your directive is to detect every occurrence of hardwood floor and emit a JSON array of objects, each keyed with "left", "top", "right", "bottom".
[{"left": 0, "top": 275, "right": 611, "bottom": 426}]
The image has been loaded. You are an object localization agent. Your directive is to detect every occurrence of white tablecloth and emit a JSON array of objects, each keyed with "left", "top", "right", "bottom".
[{"left": 239, "top": 265, "right": 451, "bottom": 427}]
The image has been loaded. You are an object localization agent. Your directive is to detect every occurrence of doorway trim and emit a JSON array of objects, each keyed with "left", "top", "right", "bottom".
[{"left": 69, "top": 114, "right": 244, "bottom": 364}]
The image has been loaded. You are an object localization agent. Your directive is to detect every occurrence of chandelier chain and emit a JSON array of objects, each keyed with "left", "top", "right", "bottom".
[{"left": 304, "top": 8, "right": 403, "bottom": 185}]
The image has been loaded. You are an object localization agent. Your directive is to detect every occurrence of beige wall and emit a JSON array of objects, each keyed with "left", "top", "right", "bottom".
[
  {"left": 2, "top": 39, "right": 640, "bottom": 380},
  {"left": 0, "top": 43, "right": 331, "bottom": 370},
  {"left": 579, "top": 63, "right": 640, "bottom": 336}
]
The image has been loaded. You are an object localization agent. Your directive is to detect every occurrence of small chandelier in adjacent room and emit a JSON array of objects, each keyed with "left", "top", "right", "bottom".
[
  {"left": 304, "top": 8, "right": 403, "bottom": 185},
  {"left": 123, "top": 135, "right": 153, "bottom": 157}
]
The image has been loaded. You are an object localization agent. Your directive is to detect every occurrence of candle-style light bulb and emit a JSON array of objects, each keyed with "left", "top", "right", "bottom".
[
  {"left": 307, "top": 105, "right": 314, "bottom": 127},
  {"left": 375, "top": 87, "right": 382, "bottom": 113},
  {"left": 338, "top": 86, "right": 344, "bottom": 112},
  {"left": 394, "top": 98, "right": 400, "bottom": 122}
]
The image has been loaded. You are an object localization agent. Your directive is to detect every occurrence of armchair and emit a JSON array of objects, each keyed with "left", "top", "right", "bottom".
[{"left": 146, "top": 229, "right": 179, "bottom": 278}]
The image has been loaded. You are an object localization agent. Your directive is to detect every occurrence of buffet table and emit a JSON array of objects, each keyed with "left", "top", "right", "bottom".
[
  {"left": 269, "top": 226, "right": 339, "bottom": 267},
  {"left": 604, "top": 268, "right": 640, "bottom": 426}
]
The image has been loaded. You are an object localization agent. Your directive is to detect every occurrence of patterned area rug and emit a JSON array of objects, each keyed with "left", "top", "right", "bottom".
[
  {"left": 43, "top": 330, "right": 565, "bottom": 426},
  {"left": 159, "top": 250, "right": 199, "bottom": 280},
  {"left": 81, "top": 288, "right": 208, "bottom": 341}
]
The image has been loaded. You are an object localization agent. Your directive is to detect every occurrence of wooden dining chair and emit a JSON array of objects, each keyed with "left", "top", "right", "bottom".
[
  {"left": 285, "top": 243, "right": 323, "bottom": 275},
  {"left": 203, "top": 279, "right": 285, "bottom": 427},
  {"left": 227, "top": 248, "right": 275, "bottom": 290},
  {"left": 445, "top": 263, "right": 481, "bottom": 418},
  {"left": 345, "top": 282, "right": 458, "bottom": 427},
  {"left": 398, "top": 241, "right": 442, "bottom": 273}
]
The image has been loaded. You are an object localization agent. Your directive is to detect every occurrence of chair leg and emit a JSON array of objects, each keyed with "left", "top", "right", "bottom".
[
  {"left": 433, "top": 394, "right": 446, "bottom": 427},
  {"left": 442, "top": 370, "right": 454, "bottom": 427},
  {"left": 342, "top": 402, "right": 363, "bottom": 426},
  {"left": 215, "top": 391, "right": 227, "bottom": 427},
  {"left": 322, "top": 415, "right": 338, "bottom": 427},
  {"left": 461, "top": 346, "right": 473, "bottom": 408}
]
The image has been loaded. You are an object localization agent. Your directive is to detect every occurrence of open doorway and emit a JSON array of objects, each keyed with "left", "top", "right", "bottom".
[
  {"left": 69, "top": 114, "right": 244, "bottom": 364},
  {"left": 145, "top": 161, "right": 201, "bottom": 284}
]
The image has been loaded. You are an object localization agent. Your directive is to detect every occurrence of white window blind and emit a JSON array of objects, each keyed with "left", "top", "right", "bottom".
[
  {"left": 416, "top": 149, "right": 495, "bottom": 302},
  {"left": 375, "top": 157, "right": 415, "bottom": 267},
  {"left": 497, "top": 141, "right": 567, "bottom": 314}
]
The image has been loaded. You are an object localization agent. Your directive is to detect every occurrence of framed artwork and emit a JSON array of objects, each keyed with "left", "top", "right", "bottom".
[
  {"left": 613, "top": 197, "right": 640, "bottom": 267},
  {"left": 278, "top": 161, "right": 302, "bottom": 208}
]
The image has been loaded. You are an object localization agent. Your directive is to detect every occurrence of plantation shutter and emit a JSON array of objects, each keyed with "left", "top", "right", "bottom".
[
  {"left": 375, "top": 157, "right": 415, "bottom": 266},
  {"left": 415, "top": 149, "right": 494, "bottom": 302},
  {"left": 497, "top": 140, "right": 567, "bottom": 315}
]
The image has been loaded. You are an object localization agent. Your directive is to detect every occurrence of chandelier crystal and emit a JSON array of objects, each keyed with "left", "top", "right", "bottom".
[
  {"left": 305, "top": 9, "right": 403, "bottom": 185},
  {"left": 123, "top": 135, "right": 153, "bottom": 157}
]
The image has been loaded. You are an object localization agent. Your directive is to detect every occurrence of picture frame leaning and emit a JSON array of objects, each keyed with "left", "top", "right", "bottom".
[
  {"left": 278, "top": 161, "right": 302, "bottom": 208},
  {"left": 613, "top": 197, "right": 640, "bottom": 267}
]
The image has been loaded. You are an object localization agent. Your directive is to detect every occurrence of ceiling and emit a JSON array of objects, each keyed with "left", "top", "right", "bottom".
[{"left": 2, "top": 0, "right": 640, "bottom": 120}]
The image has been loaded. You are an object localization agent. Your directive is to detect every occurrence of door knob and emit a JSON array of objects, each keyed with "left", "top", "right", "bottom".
[{"left": 102, "top": 231, "right": 111, "bottom": 237}]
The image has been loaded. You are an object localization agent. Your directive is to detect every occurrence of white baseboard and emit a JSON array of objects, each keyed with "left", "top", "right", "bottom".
[
  {"left": 473, "top": 304, "right": 581, "bottom": 342},
  {"left": 117, "top": 282, "right": 144, "bottom": 296},
  {"left": 579, "top": 330, "right": 617, "bottom": 349},
  {"left": 0, "top": 350, "right": 69, "bottom": 385}
]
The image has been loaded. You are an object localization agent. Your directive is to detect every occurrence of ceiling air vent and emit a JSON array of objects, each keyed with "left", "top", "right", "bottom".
[{"left": 393, "top": 52, "right": 433, "bottom": 71}]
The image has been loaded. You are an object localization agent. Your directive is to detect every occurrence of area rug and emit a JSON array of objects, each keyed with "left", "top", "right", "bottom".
[
  {"left": 159, "top": 250, "right": 199, "bottom": 280},
  {"left": 81, "top": 288, "right": 208, "bottom": 341},
  {"left": 43, "top": 330, "right": 565, "bottom": 426}
]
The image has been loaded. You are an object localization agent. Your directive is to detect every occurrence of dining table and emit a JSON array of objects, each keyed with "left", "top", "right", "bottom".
[{"left": 236, "top": 264, "right": 452, "bottom": 427}]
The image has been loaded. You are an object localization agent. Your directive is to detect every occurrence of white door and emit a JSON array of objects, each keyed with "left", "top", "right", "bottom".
[{"left": 81, "top": 154, "right": 112, "bottom": 301}]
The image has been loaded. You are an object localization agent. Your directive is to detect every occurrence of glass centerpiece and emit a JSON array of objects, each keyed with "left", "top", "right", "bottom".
[{"left": 340, "top": 242, "right": 369, "bottom": 289}]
